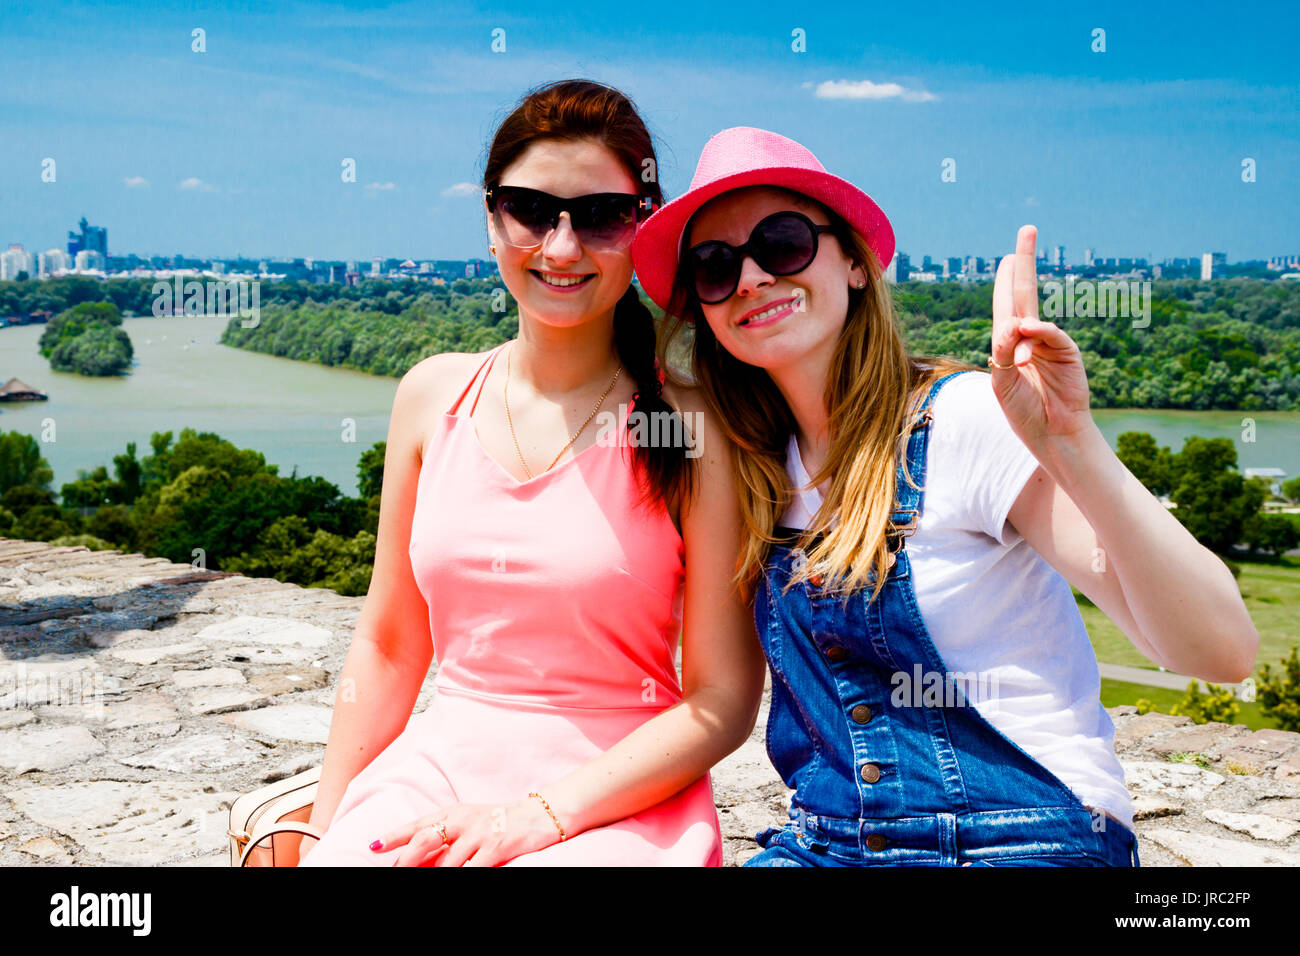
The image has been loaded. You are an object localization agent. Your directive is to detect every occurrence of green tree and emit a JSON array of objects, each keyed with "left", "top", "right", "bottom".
[
  {"left": 358, "top": 441, "right": 386, "bottom": 499},
  {"left": 48, "top": 322, "right": 133, "bottom": 376},
  {"left": 1116, "top": 432, "right": 1175, "bottom": 496},
  {"left": 1241, "top": 513, "right": 1300, "bottom": 557},
  {"left": 38, "top": 301, "right": 123, "bottom": 355},
  {"left": 1169, "top": 437, "right": 1265, "bottom": 552},
  {"left": 1257, "top": 646, "right": 1300, "bottom": 732},
  {"left": 0, "top": 432, "right": 54, "bottom": 497}
]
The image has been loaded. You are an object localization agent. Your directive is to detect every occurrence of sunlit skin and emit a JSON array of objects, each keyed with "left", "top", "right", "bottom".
[
  {"left": 688, "top": 186, "right": 866, "bottom": 490},
  {"left": 690, "top": 187, "right": 1258, "bottom": 718},
  {"left": 488, "top": 138, "right": 638, "bottom": 340}
]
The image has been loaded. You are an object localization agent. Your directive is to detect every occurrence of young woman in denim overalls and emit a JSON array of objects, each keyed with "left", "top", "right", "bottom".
[{"left": 631, "top": 127, "right": 1259, "bottom": 866}]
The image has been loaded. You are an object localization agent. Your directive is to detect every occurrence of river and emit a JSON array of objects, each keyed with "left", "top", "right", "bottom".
[{"left": 2, "top": 315, "right": 1298, "bottom": 498}]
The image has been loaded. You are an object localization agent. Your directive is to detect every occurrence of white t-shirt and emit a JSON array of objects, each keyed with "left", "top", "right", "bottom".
[{"left": 779, "top": 371, "right": 1134, "bottom": 832}]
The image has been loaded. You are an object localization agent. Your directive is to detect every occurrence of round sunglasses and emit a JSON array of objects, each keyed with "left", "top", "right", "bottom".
[
  {"left": 685, "top": 210, "right": 835, "bottom": 304},
  {"left": 486, "top": 184, "right": 655, "bottom": 252}
]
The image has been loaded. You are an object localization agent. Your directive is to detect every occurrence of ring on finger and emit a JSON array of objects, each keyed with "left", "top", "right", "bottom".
[
  {"left": 987, "top": 357, "right": 1016, "bottom": 370},
  {"left": 427, "top": 820, "right": 448, "bottom": 846}
]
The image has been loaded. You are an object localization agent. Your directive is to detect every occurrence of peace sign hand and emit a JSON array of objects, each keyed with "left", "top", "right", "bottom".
[{"left": 989, "top": 225, "right": 1094, "bottom": 453}]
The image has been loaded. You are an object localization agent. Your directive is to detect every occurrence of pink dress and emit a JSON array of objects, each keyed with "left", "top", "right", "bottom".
[{"left": 301, "top": 343, "right": 724, "bottom": 866}]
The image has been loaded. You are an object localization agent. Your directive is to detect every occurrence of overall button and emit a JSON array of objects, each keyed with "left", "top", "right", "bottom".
[
  {"left": 826, "top": 646, "right": 849, "bottom": 662},
  {"left": 865, "top": 833, "right": 888, "bottom": 852},
  {"left": 808, "top": 571, "right": 824, "bottom": 588},
  {"left": 851, "top": 704, "right": 872, "bottom": 724},
  {"left": 860, "top": 763, "right": 881, "bottom": 784}
]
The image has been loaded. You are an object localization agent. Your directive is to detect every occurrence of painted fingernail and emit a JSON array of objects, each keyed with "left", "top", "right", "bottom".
[{"left": 369, "top": 839, "right": 383, "bottom": 851}]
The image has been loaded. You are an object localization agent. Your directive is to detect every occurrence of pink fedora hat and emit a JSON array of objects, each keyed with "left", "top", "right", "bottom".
[{"left": 631, "top": 126, "right": 895, "bottom": 312}]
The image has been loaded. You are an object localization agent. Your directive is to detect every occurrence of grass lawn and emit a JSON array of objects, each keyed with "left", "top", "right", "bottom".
[{"left": 1083, "top": 555, "right": 1298, "bottom": 729}]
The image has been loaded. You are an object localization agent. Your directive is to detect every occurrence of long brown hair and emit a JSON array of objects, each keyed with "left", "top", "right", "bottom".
[
  {"left": 660, "top": 189, "right": 975, "bottom": 601},
  {"left": 483, "top": 79, "right": 692, "bottom": 509}
]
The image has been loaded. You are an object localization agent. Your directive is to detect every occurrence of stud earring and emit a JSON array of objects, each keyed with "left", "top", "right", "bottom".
[
  {"left": 855, "top": 279, "right": 865, "bottom": 288},
  {"left": 490, "top": 245, "right": 496, "bottom": 255}
]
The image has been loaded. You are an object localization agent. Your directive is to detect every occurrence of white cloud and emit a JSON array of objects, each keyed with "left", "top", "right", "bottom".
[
  {"left": 441, "top": 181, "right": 479, "bottom": 197},
  {"left": 123, "top": 176, "right": 149, "bottom": 188},
  {"left": 1025, "top": 196, "right": 1040, "bottom": 207},
  {"left": 813, "top": 79, "right": 937, "bottom": 103},
  {"left": 365, "top": 181, "right": 396, "bottom": 192},
  {"left": 179, "top": 177, "right": 217, "bottom": 191}
]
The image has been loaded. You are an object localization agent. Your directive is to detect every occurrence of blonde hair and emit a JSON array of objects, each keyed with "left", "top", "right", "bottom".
[{"left": 660, "top": 194, "right": 976, "bottom": 603}]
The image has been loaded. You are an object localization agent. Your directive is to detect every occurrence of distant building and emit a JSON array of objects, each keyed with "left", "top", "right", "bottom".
[
  {"left": 38, "top": 248, "right": 72, "bottom": 276},
  {"left": 1084, "top": 248, "right": 1094, "bottom": 266},
  {"left": 75, "top": 249, "right": 106, "bottom": 271},
  {"left": 0, "top": 244, "right": 36, "bottom": 280},
  {"left": 1051, "top": 245, "right": 1065, "bottom": 268},
  {"left": 66, "top": 217, "right": 107, "bottom": 258},
  {"left": 895, "top": 253, "right": 910, "bottom": 282},
  {"left": 0, "top": 377, "right": 49, "bottom": 402},
  {"left": 1201, "top": 252, "right": 1226, "bottom": 280},
  {"left": 1244, "top": 467, "right": 1287, "bottom": 497}
]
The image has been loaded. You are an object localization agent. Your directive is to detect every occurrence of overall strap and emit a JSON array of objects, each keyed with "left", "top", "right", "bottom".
[
  {"left": 447, "top": 342, "right": 507, "bottom": 417},
  {"left": 889, "top": 370, "right": 977, "bottom": 537}
]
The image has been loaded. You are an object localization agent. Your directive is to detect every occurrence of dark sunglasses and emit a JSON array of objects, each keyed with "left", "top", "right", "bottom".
[
  {"left": 485, "top": 185, "right": 655, "bottom": 252},
  {"left": 685, "top": 210, "right": 835, "bottom": 304}
]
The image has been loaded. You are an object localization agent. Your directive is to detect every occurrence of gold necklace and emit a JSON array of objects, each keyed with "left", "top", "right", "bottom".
[{"left": 504, "top": 342, "right": 622, "bottom": 480}]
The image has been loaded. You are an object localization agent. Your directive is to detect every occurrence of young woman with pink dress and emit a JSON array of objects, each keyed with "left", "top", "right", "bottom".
[{"left": 297, "top": 81, "right": 765, "bottom": 867}]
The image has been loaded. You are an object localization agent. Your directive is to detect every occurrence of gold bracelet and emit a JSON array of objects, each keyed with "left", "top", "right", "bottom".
[{"left": 528, "top": 791, "right": 566, "bottom": 841}]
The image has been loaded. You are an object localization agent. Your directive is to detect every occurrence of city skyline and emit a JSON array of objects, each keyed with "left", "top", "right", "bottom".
[
  {"left": 2, "top": 1, "right": 1297, "bottom": 262},
  {"left": 5, "top": 214, "right": 1296, "bottom": 281}
]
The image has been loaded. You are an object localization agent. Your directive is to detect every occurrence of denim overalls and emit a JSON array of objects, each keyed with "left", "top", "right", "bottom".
[{"left": 745, "top": 372, "right": 1139, "bottom": 867}]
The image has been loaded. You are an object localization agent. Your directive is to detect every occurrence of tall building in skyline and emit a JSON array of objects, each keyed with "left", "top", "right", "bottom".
[
  {"left": 38, "top": 248, "right": 72, "bottom": 276},
  {"left": 0, "top": 244, "right": 36, "bottom": 280},
  {"left": 66, "top": 216, "right": 107, "bottom": 259},
  {"left": 1201, "top": 251, "right": 1227, "bottom": 280}
]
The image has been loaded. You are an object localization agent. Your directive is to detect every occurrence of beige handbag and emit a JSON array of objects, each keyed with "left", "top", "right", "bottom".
[{"left": 228, "top": 764, "right": 325, "bottom": 866}]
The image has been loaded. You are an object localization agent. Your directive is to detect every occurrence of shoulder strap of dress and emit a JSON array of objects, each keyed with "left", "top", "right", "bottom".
[{"left": 447, "top": 342, "right": 507, "bottom": 417}]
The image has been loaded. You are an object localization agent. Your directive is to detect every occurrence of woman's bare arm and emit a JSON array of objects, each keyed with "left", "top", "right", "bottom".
[
  {"left": 993, "top": 226, "right": 1257, "bottom": 684},
  {"left": 1009, "top": 459, "right": 1257, "bottom": 682}
]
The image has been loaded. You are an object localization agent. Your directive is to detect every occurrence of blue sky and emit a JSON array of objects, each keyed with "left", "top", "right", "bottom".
[{"left": 2, "top": 0, "right": 1296, "bottom": 263}]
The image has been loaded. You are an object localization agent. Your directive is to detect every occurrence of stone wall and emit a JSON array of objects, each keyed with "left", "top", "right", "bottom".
[{"left": 2, "top": 538, "right": 1297, "bottom": 866}]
